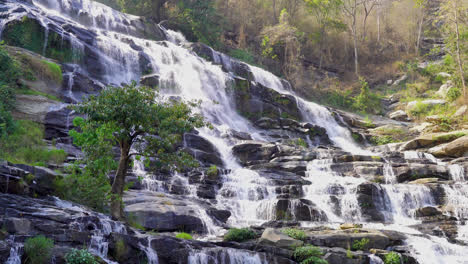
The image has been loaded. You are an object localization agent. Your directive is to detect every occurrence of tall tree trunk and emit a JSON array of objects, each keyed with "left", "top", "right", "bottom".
[
  {"left": 454, "top": 1, "right": 467, "bottom": 101},
  {"left": 416, "top": 12, "right": 424, "bottom": 55},
  {"left": 353, "top": 32, "right": 359, "bottom": 76},
  {"left": 110, "top": 141, "right": 131, "bottom": 220},
  {"left": 273, "top": 0, "right": 278, "bottom": 23},
  {"left": 377, "top": 9, "right": 381, "bottom": 43}
]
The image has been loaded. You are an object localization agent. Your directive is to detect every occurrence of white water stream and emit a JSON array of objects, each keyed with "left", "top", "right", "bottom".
[{"left": 2, "top": 0, "right": 468, "bottom": 263}]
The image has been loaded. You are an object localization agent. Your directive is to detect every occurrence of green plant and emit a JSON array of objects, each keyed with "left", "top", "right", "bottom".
[
  {"left": 283, "top": 228, "right": 307, "bottom": 241},
  {"left": 447, "top": 86, "right": 461, "bottom": 102},
  {"left": 115, "top": 239, "right": 127, "bottom": 261},
  {"left": 371, "top": 136, "right": 397, "bottom": 145},
  {"left": 223, "top": 228, "right": 256, "bottom": 242},
  {"left": 384, "top": 252, "right": 401, "bottom": 264},
  {"left": 206, "top": 165, "right": 218, "bottom": 178},
  {"left": 41, "top": 60, "right": 63, "bottom": 83},
  {"left": 346, "top": 248, "right": 353, "bottom": 259},
  {"left": 351, "top": 238, "right": 369, "bottom": 251},
  {"left": 24, "top": 235, "right": 54, "bottom": 264},
  {"left": 293, "top": 246, "right": 328, "bottom": 264},
  {"left": 176, "top": 232, "right": 193, "bottom": 240},
  {"left": 0, "top": 120, "right": 68, "bottom": 165},
  {"left": 295, "top": 138, "right": 308, "bottom": 148},
  {"left": 65, "top": 249, "right": 98, "bottom": 264},
  {"left": 409, "top": 101, "right": 429, "bottom": 117}
]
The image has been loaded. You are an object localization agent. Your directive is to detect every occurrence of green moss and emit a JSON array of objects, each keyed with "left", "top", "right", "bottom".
[
  {"left": 3, "top": 17, "right": 82, "bottom": 63},
  {"left": 41, "top": 60, "right": 63, "bottom": 83},
  {"left": 17, "top": 87, "right": 61, "bottom": 101},
  {"left": 2, "top": 16, "right": 45, "bottom": 55},
  {"left": 293, "top": 246, "right": 328, "bottom": 264},
  {"left": 206, "top": 165, "right": 218, "bottom": 178},
  {"left": 115, "top": 239, "right": 127, "bottom": 261},
  {"left": 432, "top": 132, "right": 466, "bottom": 142},
  {"left": 175, "top": 232, "right": 193, "bottom": 240}
]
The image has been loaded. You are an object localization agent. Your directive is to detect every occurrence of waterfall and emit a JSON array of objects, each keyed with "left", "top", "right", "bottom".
[
  {"left": 303, "top": 159, "right": 365, "bottom": 223},
  {"left": 188, "top": 248, "right": 268, "bottom": 264},
  {"left": 5, "top": 237, "right": 22, "bottom": 264}
]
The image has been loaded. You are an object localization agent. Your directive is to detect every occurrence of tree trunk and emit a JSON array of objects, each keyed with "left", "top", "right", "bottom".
[
  {"left": 416, "top": 12, "right": 424, "bottom": 55},
  {"left": 377, "top": 10, "right": 381, "bottom": 43},
  {"left": 453, "top": 1, "right": 466, "bottom": 101},
  {"left": 353, "top": 32, "right": 359, "bottom": 76},
  {"left": 110, "top": 141, "right": 131, "bottom": 220}
]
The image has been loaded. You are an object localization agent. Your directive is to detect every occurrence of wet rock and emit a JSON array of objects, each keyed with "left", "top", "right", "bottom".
[
  {"left": 305, "top": 229, "right": 391, "bottom": 250},
  {"left": 207, "top": 209, "right": 231, "bottom": 224},
  {"left": 4, "top": 217, "right": 31, "bottom": 235},
  {"left": 275, "top": 199, "right": 327, "bottom": 221},
  {"left": 140, "top": 73, "right": 160, "bottom": 88},
  {"left": 184, "top": 133, "right": 224, "bottom": 167},
  {"left": 123, "top": 191, "right": 206, "bottom": 233},
  {"left": 259, "top": 228, "right": 304, "bottom": 249},
  {"left": 232, "top": 141, "right": 278, "bottom": 165},
  {"left": 415, "top": 206, "right": 442, "bottom": 217}
]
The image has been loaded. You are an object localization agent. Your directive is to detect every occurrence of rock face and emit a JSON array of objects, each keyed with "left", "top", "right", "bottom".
[
  {"left": 389, "top": 110, "right": 409, "bottom": 121},
  {"left": 430, "top": 135, "right": 468, "bottom": 157},
  {"left": 123, "top": 191, "right": 206, "bottom": 233},
  {"left": 259, "top": 228, "right": 304, "bottom": 248}
]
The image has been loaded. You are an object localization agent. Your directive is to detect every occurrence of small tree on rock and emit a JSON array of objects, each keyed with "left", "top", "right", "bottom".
[{"left": 71, "top": 83, "right": 206, "bottom": 220}]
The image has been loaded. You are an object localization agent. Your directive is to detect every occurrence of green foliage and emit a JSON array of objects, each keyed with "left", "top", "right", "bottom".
[
  {"left": 409, "top": 101, "right": 429, "bottom": 117},
  {"left": 351, "top": 238, "right": 369, "bottom": 251},
  {"left": 228, "top": 49, "right": 256, "bottom": 65},
  {"left": 173, "top": 0, "right": 223, "bottom": 48},
  {"left": 346, "top": 249, "right": 353, "bottom": 259},
  {"left": 371, "top": 136, "right": 398, "bottom": 146},
  {"left": 206, "top": 165, "right": 218, "bottom": 178},
  {"left": 384, "top": 252, "right": 401, "bottom": 264},
  {"left": 293, "top": 246, "right": 327, "bottom": 264},
  {"left": 24, "top": 235, "right": 54, "bottom": 264},
  {"left": 321, "top": 90, "right": 353, "bottom": 109},
  {"left": 352, "top": 78, "right": 381, "bottom": 114},
  {"left": 41, "top": 60, "right": 63, "bottom": 83},
  {"left": 175, "top": 232, "right": 193, "bottom": 240},
  {"left": 282, "top": 228, "right": 307, "bottom": 241},
  {"left": 0, "top": 44, "right": 19, "bottom": 137},
  {"left": 0, "top": 120, "right": 67, "bottom": 165},
  {"left": 2, "top": 16, "right": 45, "bottom": 55},
  {"left": 65, "top": 249, "right": 98, "bottom": 264},
  {"left": 447, "top": 86, "right": 461, "bottom": 101},
  {"left": 54, "top": 164, "right": 111, "bottom": 213},
  {"left": 17, "top": 87, "right": 61, "bottom": 101},
  {"left": 115, "top": 239, "right": 127, "bottom": 261},
  {"left": 294, "top": 138, "right": 308, "bottom": 148},
  {"left": 223, "top": 228, "right": 256, "bottom": 242}
]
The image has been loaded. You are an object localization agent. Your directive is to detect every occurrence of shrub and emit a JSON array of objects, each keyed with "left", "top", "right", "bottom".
[
  {"left": 409, "top": 101, "right": 429, "bottom": 117},
  {"left": 351, "top": 238, "right": 370, "bottom": 251},
  {"left": 228, "top": 48, "right": 256, "bottom": 65},
  {"left": 283, "top": 228, "right": 307, "bottom": 241},
  {"left": 0, "top": 120, "right": 68, "bottom": 165},
  {"left": 447, "top": 86, "right": 461, "bottom": 102},
  {"left": 293, "top": 246, "right": 327, "bottom": 264},
  {"left": 41, "top": 60, "right": 63, "bottom": 83},
  {"left": 294, "top": 138, "right": 308, "bottom": 148},
  {"left": 223, "top": 228, "right": 256, "bottom": 242},
  {"left": 24, "top": 235, "right": 54, "bottom": 264},
  {"left": 55, "top": 163, "right": 111, "bottom": 213},
  {"left": 384, "top": 252, "right": 401, "bottom": 264},
  {"left": 65, "top": 249, "right": 98, "bottom": 264},
  {"left": 371, "top": 136, "right": 397, "bottom": 145},
  {"left": 206, "top": 165, "right": 218, "bottom": 178},
  {"left": 176, "top": 232, "right": 193, "bottom": 240}
]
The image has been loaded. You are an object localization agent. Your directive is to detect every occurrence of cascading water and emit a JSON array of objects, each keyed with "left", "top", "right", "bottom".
[
  {"left": 303, "top": 158, "right": 365, "bottom": 223},
  {"left": 3, "top": 0, "right": 468, "bottom": 262},
  {"left": 5, "top": 237, "right": 22, "bottom": 264},
  {"left": 188, "top": 248, "right": 268, "bottom": 264}
]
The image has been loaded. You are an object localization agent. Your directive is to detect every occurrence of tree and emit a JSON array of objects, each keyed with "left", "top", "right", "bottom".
[
  {"left": 362, "top": 0, "right": 379, "bottom": 41},
  {"left": 71, "top": 83, "right": 206, "bottom": 220},
  {"left": 261, "top": 9, "right": 303, "bottom": 79},
  {"left": 440, "top": 0, "right": 467, "bottom": 102},
  {"left": 117, "top": 0, "right": 171, "bottom": 22},
  {"left": 414, "top": 0, "right": 428, "bottom": 54},
  {"left": 304, "top": 0, "right": 344, "bottom": 69},
  {"left": 342, "top": 0, "right": 364, "bottom": 76}
]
